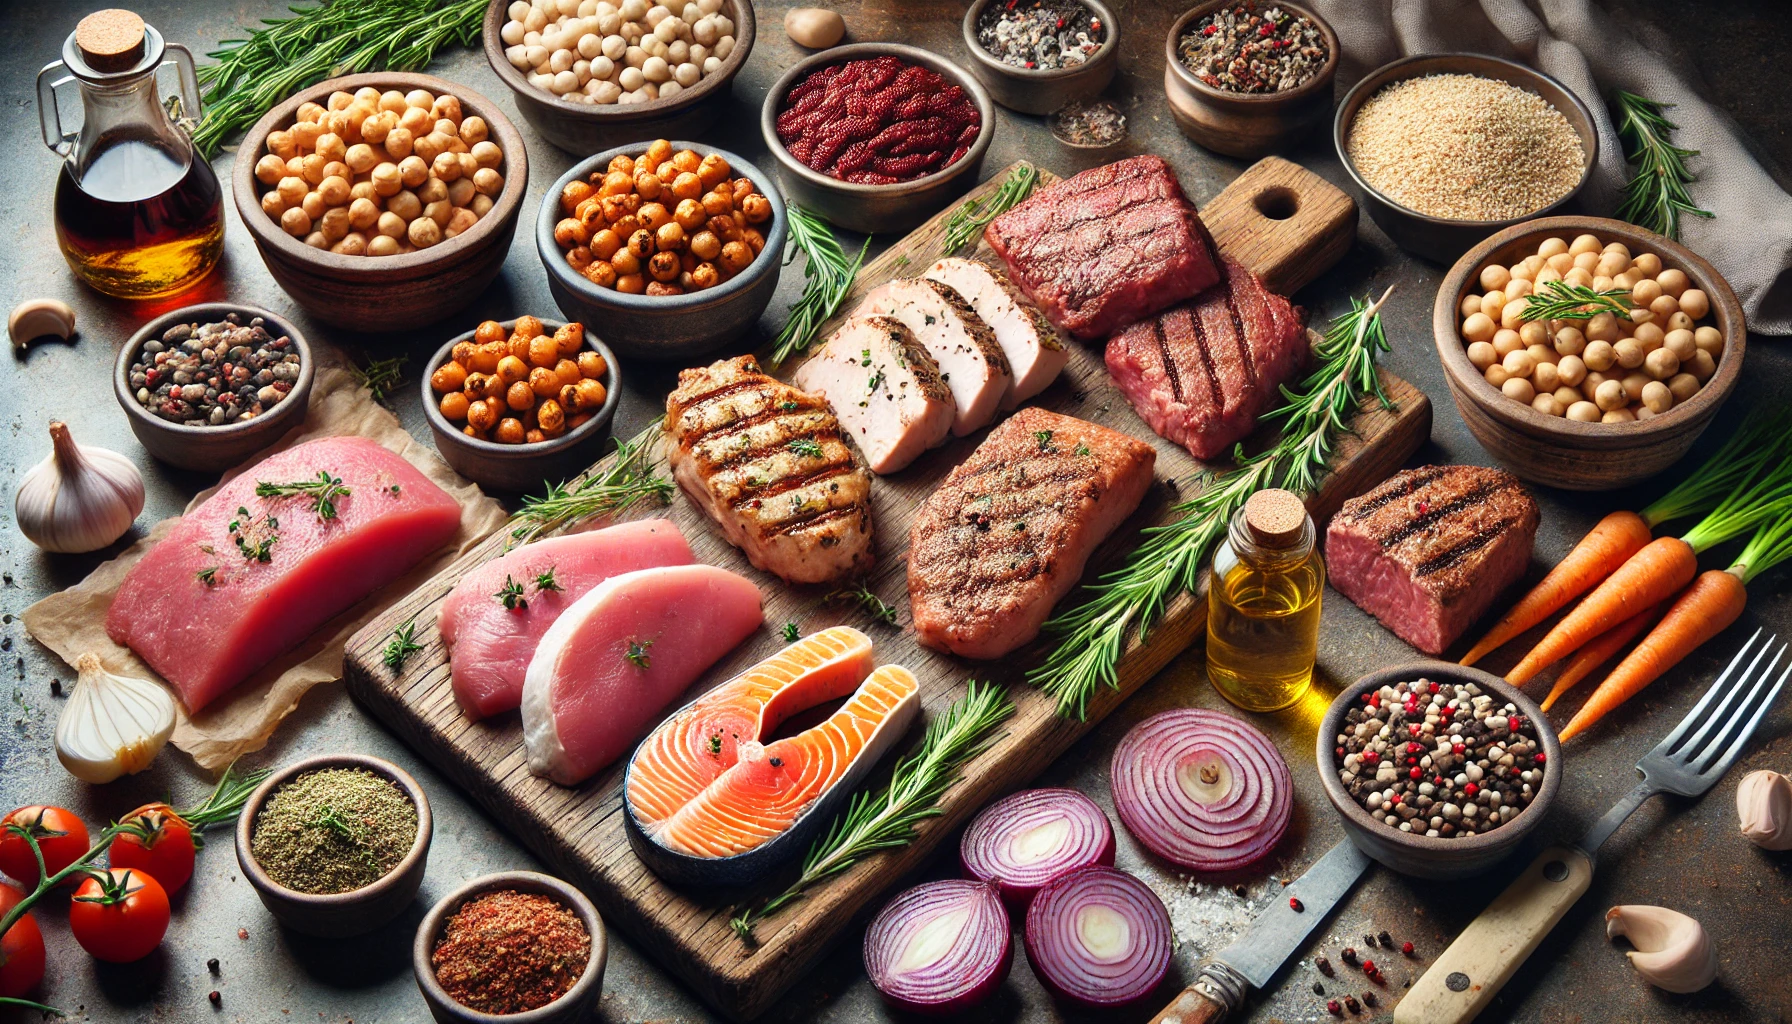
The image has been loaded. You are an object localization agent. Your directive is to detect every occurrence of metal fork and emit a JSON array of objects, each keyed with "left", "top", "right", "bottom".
[{"left": 1396, "top": 631, "right": 1790, "bottom": 1024}]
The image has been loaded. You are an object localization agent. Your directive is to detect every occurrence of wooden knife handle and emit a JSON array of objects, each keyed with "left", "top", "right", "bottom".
[
  {"left": 1147, "top": 985, "right": 1229, "bottom": 1024},
  {"left": 1395, "top": 846, "right": 1594, "bottom": 1024}
]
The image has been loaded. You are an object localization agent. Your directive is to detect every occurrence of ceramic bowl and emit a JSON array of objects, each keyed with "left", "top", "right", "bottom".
[
  {"left": 421, "top": 317, "right": 621, "bottom": 493},
  {"left": 232, "top": 72, "right": 528, "bottom": 331},
  {"left": 760, "top": 42, "right": 995, "bottom": 234},
  {"left": 961, "top": 0, "right": 1119, "bottom": 115},
  {"left": 114, "top": 302, "right": 314, "bottom": 473},
  {"left": 1334, "top": 53, "right": 1597, "bottom": 263},
  {"left": 537, "top": 143, "right": 786, "bottom": 360},
  {"left": 1163, "top": 0, "right": 1339, "bottom": 159},
  {"left": 481, "top": 0, "right": 755, "bottom": 155},
  {"left": 1318, "top": 663, "right": 1561, "bottom": 881},
  {"left": 1434, "top": 216, "right": 1744, "bottom": 491},
  {"left": 413, "top": 871, "right": 607, "bottom": 1024},
  {"left": 236, "top": 754, "right": 433, "bottom": 938}
]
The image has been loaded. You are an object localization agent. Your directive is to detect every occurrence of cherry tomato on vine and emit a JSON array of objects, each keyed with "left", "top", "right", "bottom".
[
  {"left": 0, "top": 806, "right": 91, "bottom": 885},
  {"left": 68, "top": 868, "right": 169, "bottom": 963},
  {"left": 109, "top": 803, "right": 198, "bottom": 894},
  {"left": 0, "top": 882, "right": 45, "bottom": 998}
]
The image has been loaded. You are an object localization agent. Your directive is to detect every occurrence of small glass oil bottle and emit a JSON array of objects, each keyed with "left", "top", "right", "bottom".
[{"left": 1206, "top": 488, "right": 1324, "bottom": 712}]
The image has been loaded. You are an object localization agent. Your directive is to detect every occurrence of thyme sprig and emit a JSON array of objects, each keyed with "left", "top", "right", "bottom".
[
  {"left": 767, "top": 206, "right": 869, "bottom": 367},
  {"left": 496, "top": 575, "right": 528, "bottom": 611},
  {"left": 942, "top": 163, "right": 1039, "bottom": 254},
  {"left": 1519, "top": 281, "right": 1633, "bottom": 324},
  {"left": 382, "top": 619, "right": 425, "bottom": 671},
  {"left": 1612, "top": 90, "right": 1713, "bottom": 241},
  {"left": 825, "top": 583, "right": 898, "bottom": 626},
  {"left": 350, "top": 355, "right": 407, "bottom": 404},
  {"left": 256, "top": 471, "right": 351, "bottom": 520},
  {"left": 506, "top": 426, "right": 673, "bottom": 549},
  {"left": 1030, "top": 287, "right": 1397, "bottom": 719},
  {"left": 730, "top": 682, "right": 1013, "bottom": 942}
]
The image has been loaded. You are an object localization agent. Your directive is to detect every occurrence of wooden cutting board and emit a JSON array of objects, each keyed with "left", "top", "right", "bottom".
[{"left": 343, "top": 157, "right": 1430, "bottom": 1020}]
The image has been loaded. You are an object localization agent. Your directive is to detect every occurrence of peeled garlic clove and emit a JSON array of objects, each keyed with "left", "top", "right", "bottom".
[
  {"left": 15, "top": 420, "right": 145, "bottom": 554},
  {"left": 784, "top": 7, "right": 845, "bottom": 49},
  {"left": 1737, "top": 769, "right": 1792, "bottom": 850},
  {"left": 55, "top": 653, "right": 177, "bottom": 784},
  {"left": 9, "top": 298, "right": 75, "bottom": 352},
  {"left": 1605, "top": 905, "right": 1717, "bottom": 993}
]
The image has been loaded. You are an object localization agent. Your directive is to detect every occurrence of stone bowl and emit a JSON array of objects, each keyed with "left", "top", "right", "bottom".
[
  {"left": 1164, "top": 0, "right": 1339, "bottom": 159},
  {"left": 961, "top": 0, "right": 1119, "bottom": 116}
]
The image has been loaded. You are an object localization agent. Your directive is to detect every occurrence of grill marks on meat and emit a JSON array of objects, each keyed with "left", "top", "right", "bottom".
[
  {"left": 792, "top": 315, "right": 953, "bottom": 475},
  {"left": 666, "top": 356, "right": 874, "bottom": 585},
  {"left": 921, "top": 257, "right": 1069, "bottom": 409},
  {"left": 985, "top": 155, "right": 1222, "bottom": 339},
  {"left": 858, "top": 278, "right": 1011, "bottom": 436},
  {"left": 909, "top": 408, "right": 1156, "bottom": 660}
]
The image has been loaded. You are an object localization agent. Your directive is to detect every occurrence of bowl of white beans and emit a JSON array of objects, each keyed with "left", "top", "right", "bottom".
[
  {"left": 483, "top": 0, "right": 755, "bottom": 155},
  {"left": 1433, "top": 216, "right": 1744, "bottom": 491}
]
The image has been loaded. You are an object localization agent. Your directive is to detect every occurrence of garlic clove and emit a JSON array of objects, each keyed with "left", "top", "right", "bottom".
[
  {"left": 54, "top": 653, "right": 176, "bottom": 784},
  {"left": 15, "top": 420, "right": 145, "bottom": 554},
  {"left": 9, "top": 298, "right": 76, "bottom": 352},
  {"left": 1737, "top": 769, "right": 1792, "bottom": 851},
  {"left": 1604, "top": 905, "right": 1717, "bottom": 993}
]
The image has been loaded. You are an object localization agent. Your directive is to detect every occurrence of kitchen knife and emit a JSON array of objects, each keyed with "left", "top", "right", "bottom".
[{"left": 1147, "top": 839, "right": 1374, "bottom": 1024}]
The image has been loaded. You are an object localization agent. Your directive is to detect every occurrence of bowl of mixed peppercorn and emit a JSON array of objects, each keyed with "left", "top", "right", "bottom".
[
  {"left": 1164, "top": 0, "right": 1339, "bottom": 159},
  {"left": 960, "top": 0, "right": 1119, "bottom": 116},
  {"left": 1317, "top": 663, "right": 1562, "bottom": 880},
  {"left": 414, "top": 870, "right": 605, "bottom": 1024}
]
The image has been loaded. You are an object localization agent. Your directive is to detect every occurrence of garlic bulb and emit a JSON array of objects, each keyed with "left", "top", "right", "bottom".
[
  {"left": 1604, "top": 905, "right": 1717, "bottom": 993},
  {"left": 55, "top": 653, "right": 176, "bottom": 784},
  {"left": 15, "top": 420, "right": 144, "bottom": 553},
  {"left": 1738, "top": 769, "right": 1792, "bottom": 850}
]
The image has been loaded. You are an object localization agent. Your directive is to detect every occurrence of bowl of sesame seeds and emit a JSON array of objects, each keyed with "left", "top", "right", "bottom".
[
  {"left": 1334, "top": 53, "right": 1598, "bottom": 263},
  {"left": 1318, "top": 663, "right": 1562, "bottom": 880}
]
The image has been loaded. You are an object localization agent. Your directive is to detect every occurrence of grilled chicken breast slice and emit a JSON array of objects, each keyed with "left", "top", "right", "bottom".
[
  {"left": 792, "top": 316, "right": 955, "bottom": 475},
  {"left": 923, "top": 257, "right": 1069, "bottom": 409},
  {"left": 856, "top": 278, "right": 1011, "bottom": 436}
]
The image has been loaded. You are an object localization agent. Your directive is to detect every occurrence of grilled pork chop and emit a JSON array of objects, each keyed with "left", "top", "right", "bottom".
[
  {"left": 792, "top": 315, "right": 954, "bottom": 475},
  {"left": 1326, "top": 466, "right": 1539, "bottom": 655},
  {"left": 856, "top": 278, "right": 1011, "bottom": 436},
  {"left": 666, "top": 356, "right": 875, "bottom": 585},
  {"left": 922, "top": 257, "right": 1069, "bottom": 409},
  {"left": 909, "top": 408, "right": 1156, "bottom": 659}
]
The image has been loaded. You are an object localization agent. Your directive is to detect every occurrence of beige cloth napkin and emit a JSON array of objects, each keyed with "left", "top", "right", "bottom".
[
  {"left": 23, "top": 358, "right": 508, "bottom": 771},
  {"left": 1312, "top": 0, "right": 1792, "bottom": 334}
]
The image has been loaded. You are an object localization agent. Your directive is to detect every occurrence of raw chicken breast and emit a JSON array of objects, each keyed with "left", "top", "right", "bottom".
[
  {"left": 856, "top": 278, "right": 1011, "bottom": 436},
  {"left": 792, "top": 315, "right": 954, "bottom": 474},
  {"left": 923, "top": 257, "right": 1069, "bottom": 408}
]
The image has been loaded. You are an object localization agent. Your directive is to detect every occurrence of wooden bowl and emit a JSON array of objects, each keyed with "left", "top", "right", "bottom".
[
  {"left": 538, "top": 144, "right": 786, "bottom": 360},
  {"left": 1164, "top": 0, "right": 1339, "bottom": 159},
  {"left": 236, "top": 754, "right": 433, "bottom": 938},
  {"left": 413, "top": 871, "right": 607, "bottom": 1024},
  {"left": 760, "top": 42, "right": 995, "bottom": 234},
  {"left": 481, "top": 0, "right": 755, "bottom": 155},
  {"left": 1335, "top": 54, "right": 1597, "bottom": 263},
  {"left": 961, "top": 0, "right": 1119, "bottom": 116},
  {"left": 421, "top": 318, "right": 621, "bottom": 493},
  {"left": 1434, "top": 217, "right": 1745, "bottom": 491},
  {"left": 232, "top": 72, "right": 528, "bottom": 332},
  {"left": 114, "top": 302, "right": 314, "bottom": 472},
  {"left": 1318, "top": 663, "right": 1561, "bottom": 881}
]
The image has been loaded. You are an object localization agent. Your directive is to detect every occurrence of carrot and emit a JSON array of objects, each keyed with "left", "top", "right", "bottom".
[
  {"left": 1539, "top": 601, "right": 1666, "bottom": 712},
  {"left": 1505, "top": 536, "right": 1698, "bottom": 684},
  {"left": 1460, "top": 511, "right": 1651, "bottom": 667}
]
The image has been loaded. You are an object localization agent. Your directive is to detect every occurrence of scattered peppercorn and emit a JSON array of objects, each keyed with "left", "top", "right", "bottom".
[
  {"left": 1316, "top": 954, "right": 1335, "bottom": 976},
  {"left": 207, "top": 958, "right": 220, "bottom": 974},
  {"left": 1327, "top": 999, "right": 1342, "bottom": 1016},
  {"left": 208, "top": 991, "right": 221, "bottom": 1006},
  {"left": 1378, "top": 929, "right": 1393, "bottom": 948},
  {"left": 49, "top": 679, "right": 61, "bottom": 697},
  {"left": 1403, "top": 941, "right": 1416, "bottom": 956},
  {"left": 1344, "top": 995, "right": 1362, "bottom": 1013},
  {"left": 1290, "top": 897, "right": 1304, "bottom": 911},
  {"left": 1341, "top": 947, "right": 1359, "bottom": 966},
  {"left": 1361, "top": 959, "right": 1376, "bottom": 975},
  {"left": 1362, "top": 990, "right": 1379, "bottom": 1008},
  {"left": 1313, "top": 981, "right": 1326, "bottom": 995}
]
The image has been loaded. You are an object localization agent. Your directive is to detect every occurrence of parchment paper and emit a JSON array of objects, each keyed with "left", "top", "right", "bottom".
[{"left": 23, "top": 357, "right": 509, "bottom": 770}]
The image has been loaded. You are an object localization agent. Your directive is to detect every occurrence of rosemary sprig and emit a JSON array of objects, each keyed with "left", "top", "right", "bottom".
[
  {"left": 730, "top": 682, "right": 1013, "bottom": 942},
  {"left": 1029, "top": 287, "right": 1397, "bottom": 719},
  {"left": 506, "top": 426, "right": 674, "bottom": 549},
  {"left": 1519, "top": 280, "right": 1633, "bottom": 324},
  {"left": 825, "top": 584, "right": 898, "bottom": 626},
  {"left": 1611, "top": 90, "right": 1713, "bottom": 241},
  {"left": 382, "top": 619, "right": 424, "bottom": 670},
  {"left": 351, "top": 355, "right": 407, "bottom": 404},
  {"left": 767, "top": 206, "right": 869, "bottom": 367},
  {"left": 256, "top": 471, "right": 351, "bottom": 520},
  {"left": 942, "top": 163, "right": 1039, "bottom": 254}
]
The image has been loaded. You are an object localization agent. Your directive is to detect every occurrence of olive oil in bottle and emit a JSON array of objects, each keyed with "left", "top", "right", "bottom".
[{"left": 1206, "top": 489, "right": 1324, "bottom": 712}]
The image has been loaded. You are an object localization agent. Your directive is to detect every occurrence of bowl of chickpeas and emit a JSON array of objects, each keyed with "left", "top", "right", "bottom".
[
  {"left": 1434, "top": 216, "right": 1744, "bottom": 491},
  {"left": 537, "top": 139, "right": 786, "bottom": 359},
  {"left": 233, "top": 72, "right": 529, "bottom": 332},
  {"left": 422, "top": 316, "right": 622, "bottom": 492}
]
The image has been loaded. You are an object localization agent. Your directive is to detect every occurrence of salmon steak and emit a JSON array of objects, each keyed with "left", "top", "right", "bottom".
[
  {"left": 107, "top": 436, "right": 460, "bottom": 713},
  {"left": 521, "top": 563, "right": 764, "bottom": 786},
  {"left": 438, "top": 519, "right": 695, "bottom": 721}
]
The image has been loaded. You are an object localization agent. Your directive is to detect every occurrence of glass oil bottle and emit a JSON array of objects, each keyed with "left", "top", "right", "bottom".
[
  {"left": 39, "top": 10, "right": 222, "bottom": 299},
  {"left": 1206, "top": 488, "right": 1324, "bottom": 712}
]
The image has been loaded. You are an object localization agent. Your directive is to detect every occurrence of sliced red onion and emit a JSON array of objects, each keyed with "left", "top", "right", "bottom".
[
  {"left": 1110, "top": 708, "right": 1291, "bottom": 871},
  {"left": 960, "top": 787, "right": 1115, "bottom": 911},
  {"left": 864, "top": 879, "right": 1011, "bottom": 1015},
  {"left": 1024, "top": 866, "right": 1171, "bottom": 1008}
]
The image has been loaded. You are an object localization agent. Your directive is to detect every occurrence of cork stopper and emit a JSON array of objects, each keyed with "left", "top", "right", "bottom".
[
  {"left": 75, "top": 9, "right": 145, "bottom": 73},
  {"left": 1243, "top": 488, "right": 1307, "bottom": 548}
]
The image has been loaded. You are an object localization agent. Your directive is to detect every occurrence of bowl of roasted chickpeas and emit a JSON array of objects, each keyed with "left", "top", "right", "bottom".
[
  {"left": 536, "top": 139, "right": 786, "bottom": 359},
  {"left": 422, "top": 316, "right": 622, "bottom": 492},
  {"left": 1434, "top": 216, "right": 1744, "bottom": 491}
]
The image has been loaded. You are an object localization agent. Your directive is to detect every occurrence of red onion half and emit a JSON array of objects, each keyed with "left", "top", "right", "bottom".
[
  {"left": 1024, "top": 866, "right": 1171, "bottom": 1008},
  {"left": 960, "top": 788, "right": 1115, "bottom": 910},
  {"left": 1111, "top": 708, "right": 1291, "bottom": 871},
  {"left": 864, "top": 879, "right": 1011, "bottom": 1015}
]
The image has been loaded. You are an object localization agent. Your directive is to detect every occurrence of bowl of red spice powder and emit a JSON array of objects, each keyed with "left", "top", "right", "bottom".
[
  {"left": 760, "top": 43, "right": 995, "bottom": 234},
  {"left": 414, "top": 871, "right": 606, "bottom": 1024}
]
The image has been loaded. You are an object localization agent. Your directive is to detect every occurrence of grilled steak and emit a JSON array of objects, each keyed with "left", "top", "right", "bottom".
[
  {"left": 922, "top": 257, "right": 1069, "bottom": 409},
  {"left": 665, "top": 356, "right": 874, "bottom": 585},
  {"left": 1326, "top": 466, "right": 1539, "bottom": 655},
  {"left": 856, "top": 278, "right": 1011, "bottom": 436},
  {"left": 792, "top": 315, "right": 954, "bottom": 475},
  {"left": 909, "top": 408, "right": 1156, "bottom": 659},
  {"left": 984, "top": 155, "right": 1222, "bottom": 340},
  {"left": 1106, "top": 256, "right": 1308, "bottom": 460}
]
